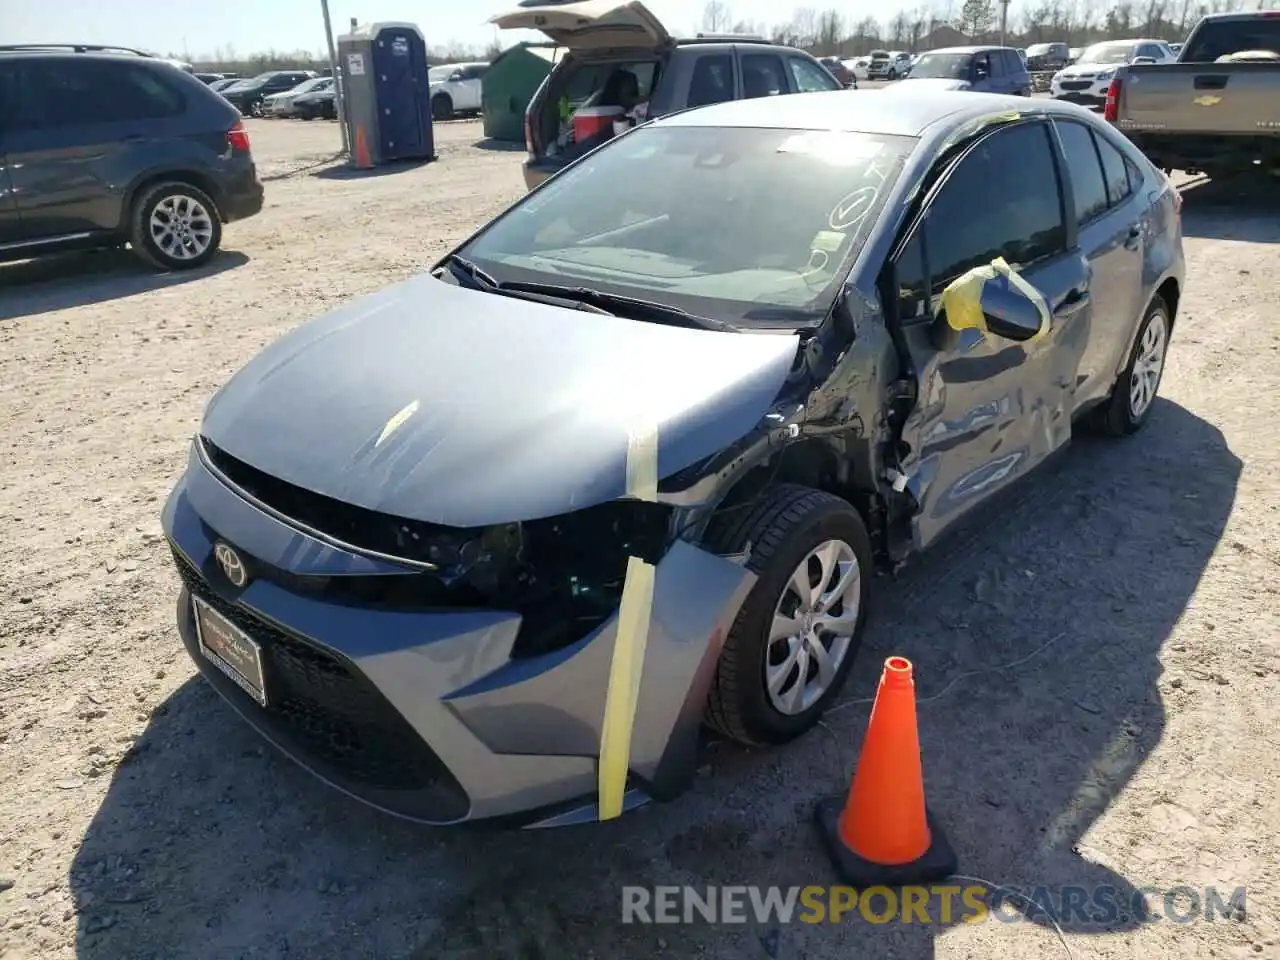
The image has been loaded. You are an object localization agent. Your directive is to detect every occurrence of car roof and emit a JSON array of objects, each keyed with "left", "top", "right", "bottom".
[
  {"left": 922, "top": 45, "right": 1016, "bottom": 54},
  {"left": 656, "top": 89, "right": 1067, "bottom": 138}
]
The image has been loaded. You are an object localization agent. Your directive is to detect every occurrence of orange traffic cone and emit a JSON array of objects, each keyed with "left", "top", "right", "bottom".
[
  {"left": 353, "top": 124, "right": 373, "bottom": 169},
  {"left": 815, "top": 656, "right": 957, "bottom": 886}
]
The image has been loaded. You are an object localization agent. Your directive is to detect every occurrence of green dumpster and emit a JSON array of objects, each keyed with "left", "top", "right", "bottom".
[{"left": 482, "top": 42, "right": 562, "bottom": 142}]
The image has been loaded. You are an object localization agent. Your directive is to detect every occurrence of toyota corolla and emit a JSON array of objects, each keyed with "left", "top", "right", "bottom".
[{"left": 162, "top": 90, "right": 1184, "bottom": 828}]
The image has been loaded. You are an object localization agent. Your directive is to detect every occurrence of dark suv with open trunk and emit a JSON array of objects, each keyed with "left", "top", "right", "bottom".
[{"left": 492, "top": 1, "right": 845, "bottom": 191}]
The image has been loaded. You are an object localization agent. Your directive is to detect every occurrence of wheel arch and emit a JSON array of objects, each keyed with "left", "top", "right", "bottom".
[
  {"left": 121, "top": 170, "right": 227, "bottom": 231},
  {"left": 1154, "top": 276, "right": 1180, "bottom": 330},
  {"left": 694, "top": 438, "right": 884, "bottom": 558}
]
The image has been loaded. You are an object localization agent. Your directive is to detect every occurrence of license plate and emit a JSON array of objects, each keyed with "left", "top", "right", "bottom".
[{"left": 193, "top": 596, "right": 268, "bottom": 707}]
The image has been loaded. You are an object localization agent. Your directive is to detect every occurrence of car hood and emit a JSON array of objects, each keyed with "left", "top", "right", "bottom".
[
  {"left": 200, "top": 274, "right": 800, "bottom": 528},
  {"left": 891, "top": 77, "right": 970, "bottom": 91},
  {"left": 1056, "top": 62, "right": 1120, "bottom": 77}
]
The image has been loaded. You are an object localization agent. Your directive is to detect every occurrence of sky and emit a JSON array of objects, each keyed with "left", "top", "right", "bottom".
[{"left": 0, "top": 0, "right": 864, "bottom": 60}]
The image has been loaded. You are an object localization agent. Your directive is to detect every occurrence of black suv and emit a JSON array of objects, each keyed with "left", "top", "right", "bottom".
[
  {"left": 493, "top": 3, "right": 846, "bottom": 190},
  {"left": 219, "top": 70, "right": 317, "bottom": 118},
  {"left": 0, "top": 45, "right": 263, "bottom": 271}
]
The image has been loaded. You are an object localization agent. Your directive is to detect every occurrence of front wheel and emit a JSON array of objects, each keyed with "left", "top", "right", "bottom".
[
  {"left": 702, "top": 484, "right": 872, "bottom": 746},
  {"left": 887, "top": 69, "right": 897, "bottom": 80},
  {"left": 1089, "top": 293, "right": 1170, "bottom": 436},
  {"left": 432, "top": 94, "right": 454, "bottom": 121},
  {"left": 128, "top": 182, "right": 222, "bottom": 271}
]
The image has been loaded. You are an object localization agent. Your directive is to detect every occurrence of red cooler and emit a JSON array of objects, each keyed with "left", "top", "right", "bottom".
[{"left": 573, "top": 106, "right": 625, "bottom": 142}]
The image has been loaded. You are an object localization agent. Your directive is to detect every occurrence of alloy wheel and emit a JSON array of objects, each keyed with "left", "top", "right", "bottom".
[
  {"left": 1128, "top": 310, "right": 1168, "bottom": 419},
  {"left": 149, "top": 195, "right": 215, "bottom": 262},
  {"left": 765, "top": 539, "right": 861, "bottom": 716}
]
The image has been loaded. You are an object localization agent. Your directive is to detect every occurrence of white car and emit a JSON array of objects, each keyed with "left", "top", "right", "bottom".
[
  {"left": 429, "top": 61, "right": 488, "bottom": 120},
  {"left": 262, "top": 77, "right": 334, "bottom": 118},
  {"left": 1049, "top": 39, "right": 1178, "bottom": 107},
  {"left": 843, "top": 57, "right": 870, "bottom": 81}
]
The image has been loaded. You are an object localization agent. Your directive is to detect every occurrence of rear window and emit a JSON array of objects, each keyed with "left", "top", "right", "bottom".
[
  {"left": 1181, "top": 16, "right": 1280, "bottom": 61},
  {"left": 459, "top": 124, "right": 915, "bottom": 325}
]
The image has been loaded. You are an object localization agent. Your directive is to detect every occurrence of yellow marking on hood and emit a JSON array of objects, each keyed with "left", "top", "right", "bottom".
[
  {"left": 375, "top": 399, "right": 420, "bottom": 447},
  {"left": 1193, "top": 95, "right": 1222, "bottom": 107}
]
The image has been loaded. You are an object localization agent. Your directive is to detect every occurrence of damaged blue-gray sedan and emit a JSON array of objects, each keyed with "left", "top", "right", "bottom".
[{"left": 162, "top": 90, "right": 1185, "bottom": 827}]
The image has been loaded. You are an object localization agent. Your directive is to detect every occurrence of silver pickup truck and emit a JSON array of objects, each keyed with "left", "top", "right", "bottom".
[{"left": 1107, "top": 11, "right": 1280, "bottom": 179}]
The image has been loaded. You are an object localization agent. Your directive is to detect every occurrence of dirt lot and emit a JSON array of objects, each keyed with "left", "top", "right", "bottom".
[{"left": 1, "top": 117, "right": 1278, "bottom": 960}]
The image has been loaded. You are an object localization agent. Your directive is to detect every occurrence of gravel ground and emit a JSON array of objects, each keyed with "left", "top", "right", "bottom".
[{"left": 1, "top": 117, "right": 1278, "bottom": 960}]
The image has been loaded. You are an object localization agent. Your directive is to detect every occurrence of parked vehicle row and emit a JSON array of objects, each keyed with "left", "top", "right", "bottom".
[
  {"left": 890, "top": 46, "right": 1031, "bottom": 95},
  {"left": 429, "top": 61, "right": 489, "bottom": 120}
]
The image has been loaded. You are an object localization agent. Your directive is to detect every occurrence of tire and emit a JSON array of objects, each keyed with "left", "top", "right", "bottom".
[
  {"left": 887, "top": 69, "right": 897, "bottom": 80},
  {"left": 128, "top": 181, "right": 222, "bottom": 271},
  {"left": 1088, "top": 293, "right": 1171, "bottom": 437},
  {"left": 702, "top": 484, "right": 873, "bottom": 746},
  {"left": 432, "top": 94, "right": 454, "bottom": 121}
]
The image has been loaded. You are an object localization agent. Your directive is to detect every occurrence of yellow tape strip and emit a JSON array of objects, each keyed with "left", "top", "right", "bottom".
[
  {"left": 938, "top": 256, "right": 1052, "bottom": 342},
  {"left": 597, "top": 423, "right": 659, "bottom": 820}
]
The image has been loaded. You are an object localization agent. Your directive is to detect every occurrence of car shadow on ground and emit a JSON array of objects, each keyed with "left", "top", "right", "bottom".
[
  {"left": 471, "top": 138, "right": 528, "bottom": 153},
  {"left": 1178, "top": 172, "right": 1280, "bottom": 244},
  {"left": 69, "top": 399, "right": 1238, "bottom": 959},
  {"left": 0, "top": 250, "right": 248, "bottom": 321}
]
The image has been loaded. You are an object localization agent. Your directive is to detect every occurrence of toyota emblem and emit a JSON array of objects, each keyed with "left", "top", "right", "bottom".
[{"left": 214, "top": 542, "right": 249, "bottom": 588}]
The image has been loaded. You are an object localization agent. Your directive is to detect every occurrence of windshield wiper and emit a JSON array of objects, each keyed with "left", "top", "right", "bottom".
[
  {"left": 441, "top": 253, "right": 500, "bottom": 290},
  {"left": 440, "top": 255, "right": 613, "bottom": 314},
  {"left": 493, "top": 280, "right": 741, "bottom": 333},
  {"left": 739, "top": 307, "right": 826, "bottom": 327},
  {"left": 440, "top": 256, "right": 737, "bottom": 331}
]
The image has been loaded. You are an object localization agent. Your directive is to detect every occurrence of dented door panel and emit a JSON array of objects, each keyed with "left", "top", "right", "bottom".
[{"left": 901, "top": 251, "right": 1090, "bottom": 548}]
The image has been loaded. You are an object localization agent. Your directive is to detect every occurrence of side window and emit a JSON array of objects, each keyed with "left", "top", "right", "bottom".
[
  {"left": 463, "top": 65, "right": 488, "bottom": 81},
  {"left": 922, "top": 122, "right": 1066, "bottom": 293},
  {"left": 1053, "top": 120, "right": 1108, "bottom": 225},
  {"left": 788, "top": 56, "right": 841, "bottom": 93},
  {"left": 988, "top": 52, "right": 1005, "bottom": 77},
  {"left": 972, "top": 53, "right": 991, "bottom": 80},
  {"left": 741, "top": 54, "right": 786, "bottom": 98},
  {"left": 1005, "top": 51, "right": 1024, "bottom": 74},
  {"left": 14, "top": 60, "right": 183, "bottom": 130},
  {"left": 686, "top": 54, "right": 737, "bottom": 108},
  {"left": 894, "top": 231, "right": 929, "bottom": 321},
  {"left": 1124, "top": 155, "right": 1146, "bottom": 195},
  {"left": 1096, "top": 134, "right": 1133, "bottom": 207}
]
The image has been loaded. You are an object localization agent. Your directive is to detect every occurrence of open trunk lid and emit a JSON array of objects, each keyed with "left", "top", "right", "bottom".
[{"left": 491, "top": 0, "right": 671, "bottom": 50}]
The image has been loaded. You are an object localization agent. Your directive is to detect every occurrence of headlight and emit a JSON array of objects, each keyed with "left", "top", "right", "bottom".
[
  {"left": 1052, "top": 71, "right": 1064, "bottom": 83},
  {"left": 1096, "top": 69, "right": 1116, "bottom": 82}
]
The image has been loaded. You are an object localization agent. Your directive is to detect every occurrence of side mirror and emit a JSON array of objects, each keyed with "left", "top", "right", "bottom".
[
  {"left": 980, "top": 280, "right": 1044, "bottom": 342},
  {"left": 448, "top": 71, "right": 464, "bottom": 82},
  {"left": 1132, "top": 56, "right": 1157, "bottom": 65}
]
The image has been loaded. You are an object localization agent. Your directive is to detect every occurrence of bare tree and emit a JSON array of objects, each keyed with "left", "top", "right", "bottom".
[
  {"left": 790, "top": 7, "right": 822, "bottom": 46},
  {"left": 702, "top": 0, "right": 733, "bottom": 33},
  {"left": 817, "top": 9, "right": 845, "bottom": 53},
  {"left": 960, "top": 0, "right": 997, "bottom": 35}
]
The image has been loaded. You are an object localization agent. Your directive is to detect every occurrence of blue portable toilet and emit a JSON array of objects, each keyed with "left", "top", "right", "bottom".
[{"left": 337, "top": 22, "right": 436, "bottom": 165}]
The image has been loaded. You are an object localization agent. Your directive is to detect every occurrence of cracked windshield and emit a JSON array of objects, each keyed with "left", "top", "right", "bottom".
[{"left": 461, "top": 124, "right": 914, "bottom": 325}]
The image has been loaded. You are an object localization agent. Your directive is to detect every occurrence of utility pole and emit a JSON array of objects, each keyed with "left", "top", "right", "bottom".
[
  {"left": 999, "top": 0, "right": 1011, "bottom": 47},
  {"left": 320, "top": 0, "right": 350, "bottom": 156}
]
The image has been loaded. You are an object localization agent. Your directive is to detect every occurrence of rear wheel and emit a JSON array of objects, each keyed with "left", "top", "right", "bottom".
[
  {"left": 128, "top": 182, "right": 222, "bottom": 271},
  {"left": 702, "top": 484, "right": 872, "bottom": 746},
  {"left": 1088, "top": 293, "right": 1170, "bottom": 436},
  {"left": 432, "top": 94, "right": 454, "bottom": 121}
]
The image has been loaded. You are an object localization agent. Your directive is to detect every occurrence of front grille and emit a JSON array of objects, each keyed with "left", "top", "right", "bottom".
[
  {"left": 173, "top": 547, "right": 466, "bottom": 811},
  {"left": 1060, "top": 80, "right": 1093, "bottom": 90}
]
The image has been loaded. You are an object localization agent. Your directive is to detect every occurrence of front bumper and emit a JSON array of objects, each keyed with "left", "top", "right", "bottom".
[
  {"left": 160, "top": 442, "right": 755, "bottom": 826},
  {"left": 1050, "top": 79, "right": 1109, "bottom": 106}
]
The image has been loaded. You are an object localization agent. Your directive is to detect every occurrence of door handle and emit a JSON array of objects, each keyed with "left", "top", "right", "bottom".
[
  {"left": 1193, "top": 75, "right": 1228, "bottom": 90},
  {"left": 1124, "top": 224, "right": 1142, "bottom": 250},
  {"left": 1055, "top": 287, "right": 1090, "bottom": 316}
]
